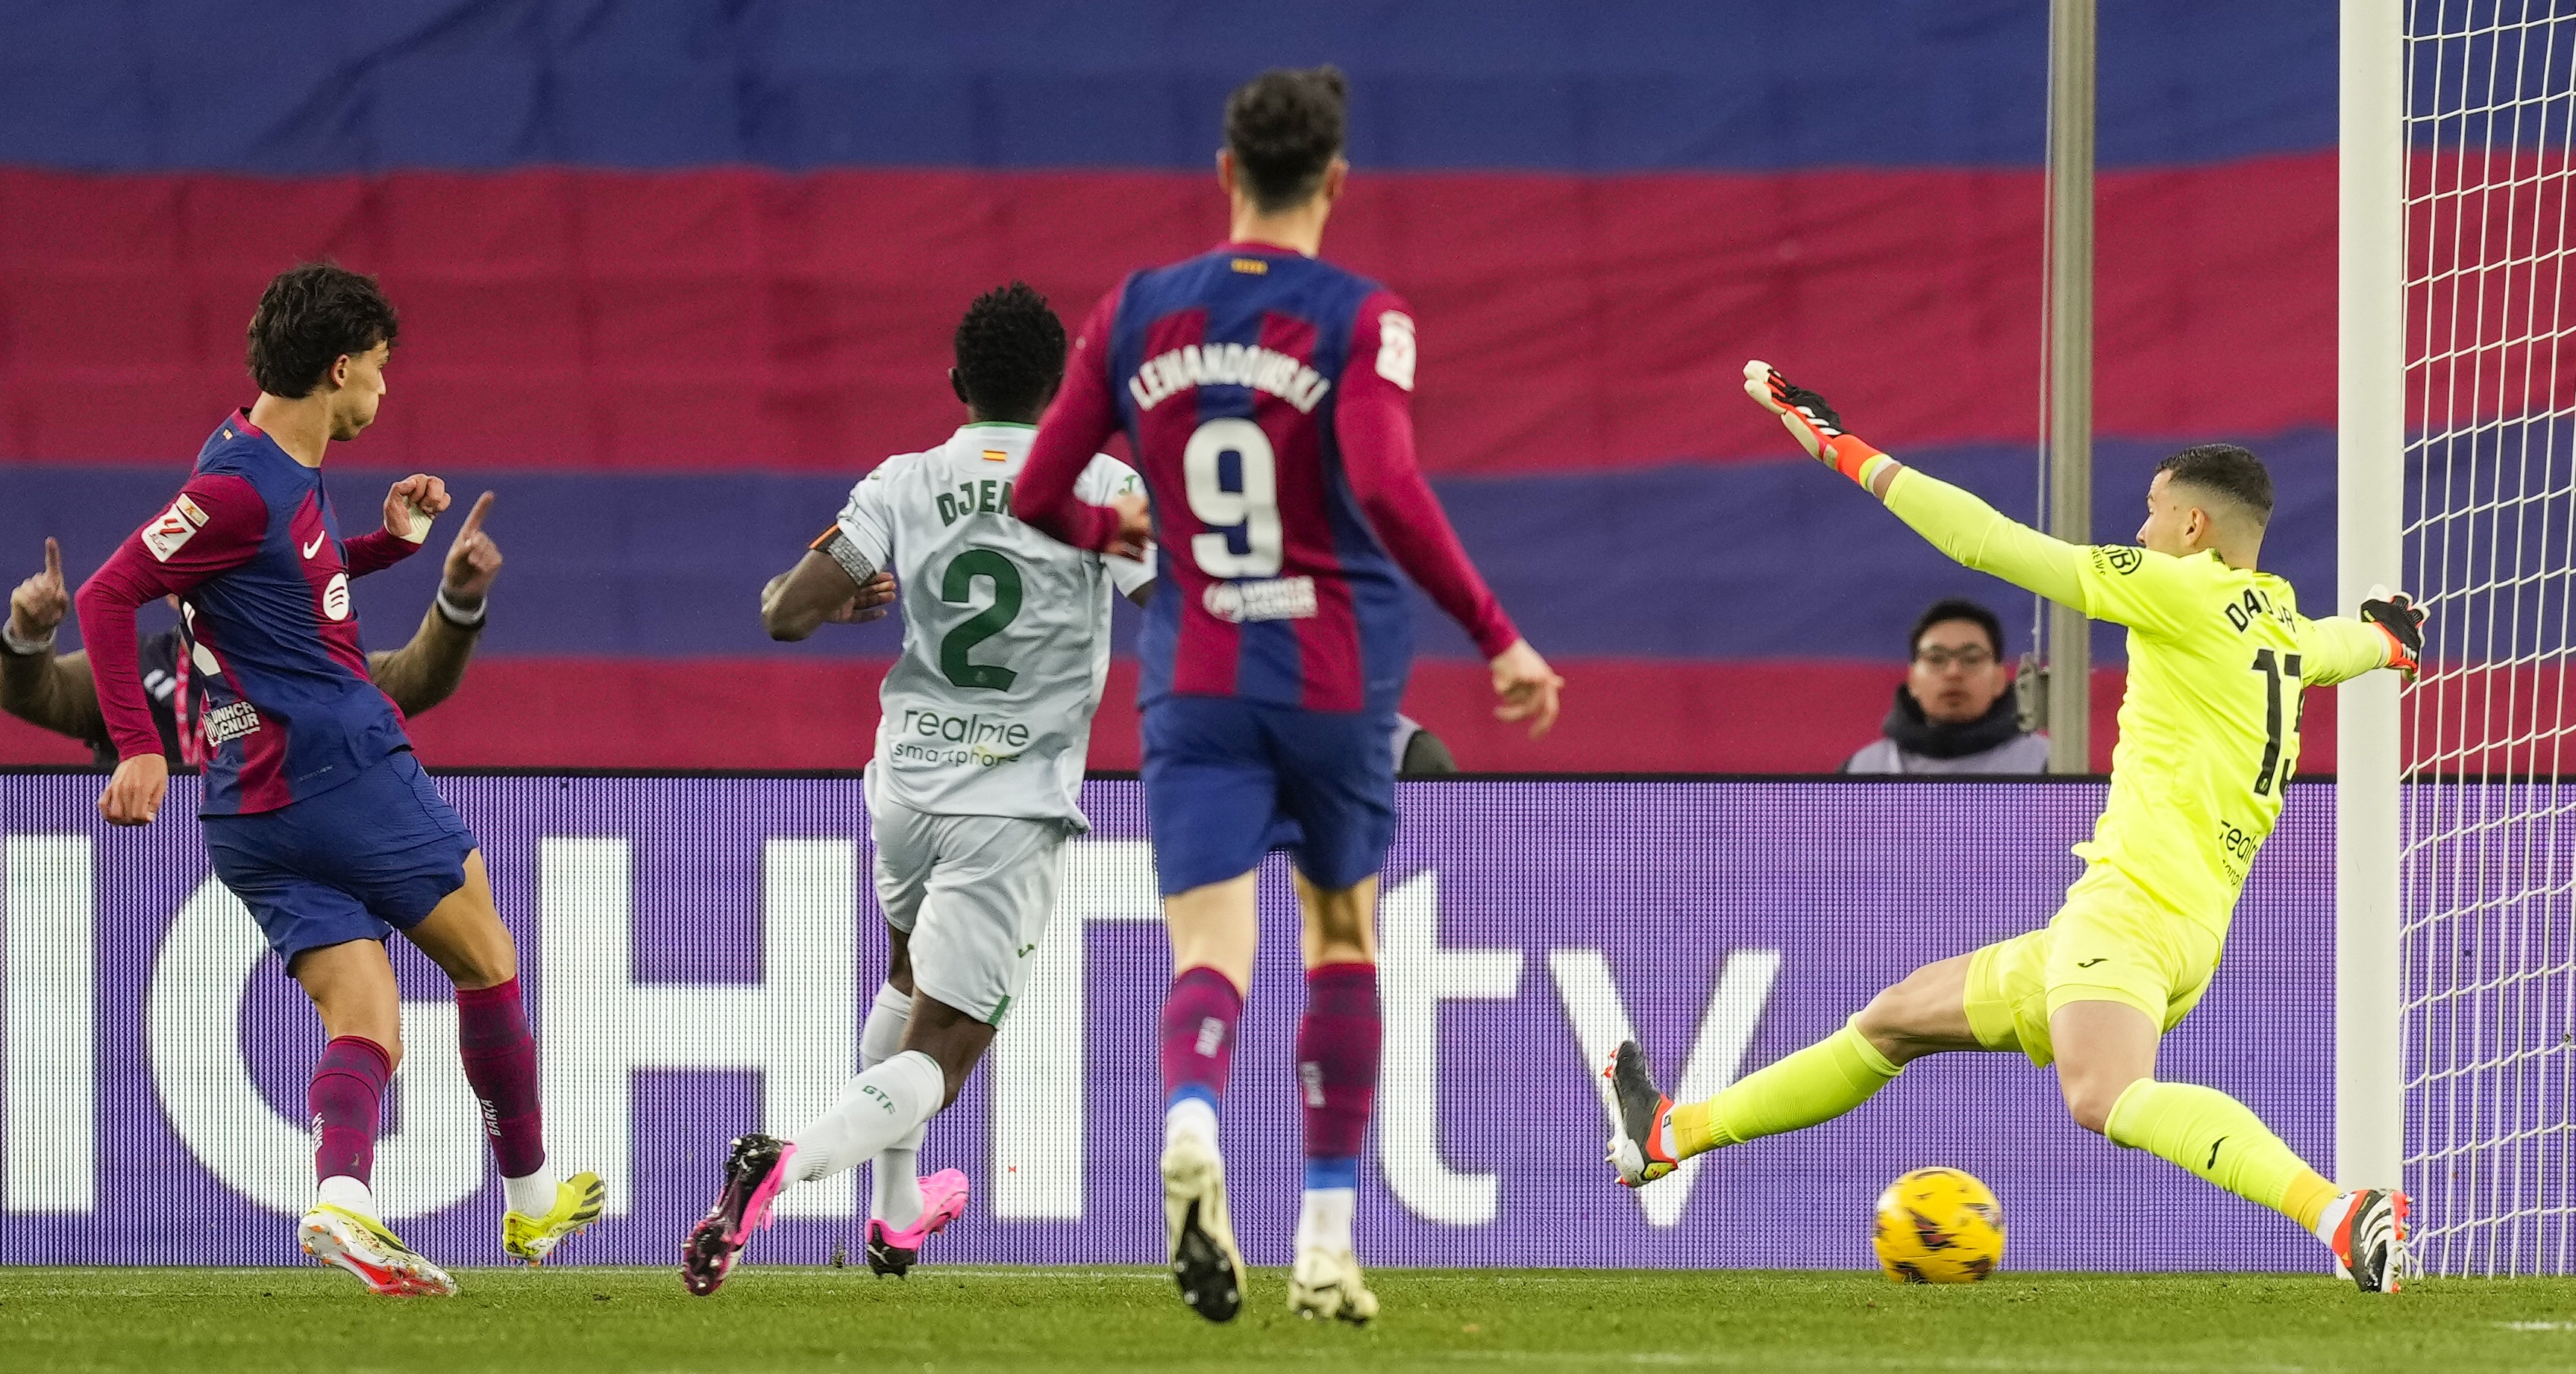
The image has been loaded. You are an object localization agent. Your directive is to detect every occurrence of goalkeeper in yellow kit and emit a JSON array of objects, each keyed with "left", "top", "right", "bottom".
[{"left": 1602, "top": 361, "right": 2430, "bottom": 1293}]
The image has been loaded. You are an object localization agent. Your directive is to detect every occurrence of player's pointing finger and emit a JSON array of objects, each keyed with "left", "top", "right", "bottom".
[
  {"left": 457, "top": 491, "right": 495, "bottom": 539},
  {"left": 44, "top": 536, "right": 60, "bottom": 582}
]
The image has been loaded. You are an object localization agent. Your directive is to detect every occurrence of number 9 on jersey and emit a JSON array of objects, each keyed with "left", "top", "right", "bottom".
[{"left": 1183, "top": 418, "right": 1282, "bottom": 579}]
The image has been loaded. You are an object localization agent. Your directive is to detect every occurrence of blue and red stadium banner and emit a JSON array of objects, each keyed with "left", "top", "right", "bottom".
[{"left": 1, "top": 4, "right": 2348, "bottom": 771}]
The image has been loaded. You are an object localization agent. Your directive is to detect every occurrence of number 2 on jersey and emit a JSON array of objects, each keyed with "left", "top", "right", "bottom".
[
  {"left": 2249, "top": 648, "right": 2304, "bottom": 795},
  {"left": 1183, "top": 418, "right": 1282, "bottom": 578},
  {"left": 939, "top": 549, "right": 1021, "bottom": 691}
]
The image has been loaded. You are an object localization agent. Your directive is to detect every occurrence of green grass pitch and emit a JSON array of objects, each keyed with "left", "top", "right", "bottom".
[{"left": 4, "top": 1266, "right": 2573, "bottom": 1372}]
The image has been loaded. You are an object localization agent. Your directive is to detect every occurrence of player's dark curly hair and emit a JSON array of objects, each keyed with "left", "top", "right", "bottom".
[
  {"left": 1225, "top": 66, "right": 1347, "bottom": 213},
  {"left": 245, "top": 263, "right": 398, "bottom": 399},
  {"left": 1910, "top": 598, "right": 2005, "bottom": 662},
  {"left": 2157, "top": 442, "right": 2275, "bottom": 521},
  {"left": 952, "top": 281, "right": 1067, "bottom": 424}
]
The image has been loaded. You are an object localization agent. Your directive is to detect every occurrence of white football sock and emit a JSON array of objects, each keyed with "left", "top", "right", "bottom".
[
  {"left": 2312, "top": 1190, "right": 2357, "bottom": 1244},
  {"left": 873, "top": 1147, "right": 924, "bottom": 1231},
  {"left": 791, "top": 1050, "right": 944, "bottom": 1184},
  {"left": 316, "top": 1174, "right": 374, "bottom": 1215},
  {"left": 1297, "top": 1186, "right": 1356, "bottom": 1255},
  {"left": 502, "top": 1167, "right": 556, "bottom": 1217},
  {"left": 860, "top": 983, "right": 912, "bottom": 1068},
  {"left": 1166, "top": 1097, "right": 1219, "bottom": 1150},
  {"left": 859, "top": 983, "right": 926, "bottom": 1226}
]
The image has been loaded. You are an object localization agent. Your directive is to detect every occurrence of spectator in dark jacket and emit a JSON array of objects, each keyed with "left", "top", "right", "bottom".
[{"left": 1843, "top": 597, "right": 2049, "bottom": 775}]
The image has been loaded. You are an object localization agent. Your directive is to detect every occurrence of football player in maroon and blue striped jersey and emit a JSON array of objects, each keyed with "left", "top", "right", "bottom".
[
  {"left": 75, "top": 264, "right": 601, "bottom": 1294},
  {"left": 1017, "top": 66, "right": 1561, "bottom": 1325}
]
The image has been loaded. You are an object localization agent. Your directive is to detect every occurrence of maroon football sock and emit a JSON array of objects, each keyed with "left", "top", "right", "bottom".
[
  {"left": 311, "top": 1035, "right": 392, "bottom": 1186},
  {"left": 1159, "top": 965, "right": 1244, "bottom": 1110},
  {"left": 456, "top": 978, "right": 547, "bottom": 1179},
  {"left": 1297, "top": 963, "right": 1380, "bottom": 1170}
]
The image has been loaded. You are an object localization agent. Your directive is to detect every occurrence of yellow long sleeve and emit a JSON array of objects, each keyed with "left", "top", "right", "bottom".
[
  {"left": 1880, "top": 467, "right": 2085, "bottom": 607},
  {"left": 2295, "top": 615, "right": 2393, "bottom": 687}
]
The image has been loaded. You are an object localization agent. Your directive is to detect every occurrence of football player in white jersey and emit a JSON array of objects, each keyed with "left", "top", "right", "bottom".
[{"left": 683, "top": 283, "right": 1153, "bottom": 1294}]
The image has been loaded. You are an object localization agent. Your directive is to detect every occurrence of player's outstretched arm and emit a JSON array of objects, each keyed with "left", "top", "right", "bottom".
[
  {"left": 2299, "top": 590, "right": 2428, "bottom": 687},
  {"left": 369, "top": 492, "right": 501, "bottom": 715},
  {"left": 1743, "top": 360, "right": 2084, "bottom": 609},
  {"left": 1, "top": 538, "right": 110, "bottom": 744}
]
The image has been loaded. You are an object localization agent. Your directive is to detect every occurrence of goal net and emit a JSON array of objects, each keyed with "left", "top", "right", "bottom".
[{"left": 2398, "top": 0, "right": 2576, "bottom": 1277}]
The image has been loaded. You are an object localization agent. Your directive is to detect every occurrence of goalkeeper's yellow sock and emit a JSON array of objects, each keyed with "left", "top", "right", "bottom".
[
  {"left": 1669, "top": 1019, "right": 1901, "bottom": 1160},
  {"left": 2105, "top": 1079, "right": 2340, "bottom": 1230}
]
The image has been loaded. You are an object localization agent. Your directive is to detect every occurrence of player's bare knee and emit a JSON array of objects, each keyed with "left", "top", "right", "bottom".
[
  {"left": 1854, "top": 979, "right": 1939, "bottom": 1064},
  {"left": 437, "top": 938, "right": 516, "bottom": 991},
  {"left": 885, "top": 929, "right": 914, "bottom": 995},
  {"left": 1852, "top": 989, "right": 1905, "bottom": 1045},
  {"left": 934, "top": 1059, "right": 969, "bottom": 1110},
  {"left": 2059, "top": 1077, "right": 2130, "bottom": 1135}
]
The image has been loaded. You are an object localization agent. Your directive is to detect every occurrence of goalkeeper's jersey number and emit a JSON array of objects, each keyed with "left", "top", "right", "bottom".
[{"left": 2248, "top": 648, "right": 2303, "bottom": 797}]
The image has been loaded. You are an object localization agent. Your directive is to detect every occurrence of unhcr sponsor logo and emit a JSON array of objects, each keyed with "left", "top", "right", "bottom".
[{"left": 1203, "top": 576, "right": 1318, "bottom": 623}]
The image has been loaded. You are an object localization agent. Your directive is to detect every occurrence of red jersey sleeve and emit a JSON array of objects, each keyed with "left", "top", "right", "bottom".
[
  {"left": 1338, "top": 292, "right": 1521, "bottom": 659},
  {"left": 1013, "top": 287, "right": 1126, "bottom": 551},
  {"left": 343, "top": 527, "right": 425, "bottom": 577},
  {"left": 73, "top": 473, "right": 268, "bottom": 761}
]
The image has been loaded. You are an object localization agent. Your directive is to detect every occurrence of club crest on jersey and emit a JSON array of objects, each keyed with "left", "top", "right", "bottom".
[
  {"left": 322, "top": 572, "right": 351, "bottom": 621},
  {"left": 1203, "top": 576, "right": 1319, "bottom": 623},
  {"left": 2096, "top": 546, "right": 2143, "bottom": 576},
  {"left": 1129, "top": 342, "right": 1330, "bottom": 414},
  {"left": 141, "top": 495, "right": 210, "bottom": 562}
]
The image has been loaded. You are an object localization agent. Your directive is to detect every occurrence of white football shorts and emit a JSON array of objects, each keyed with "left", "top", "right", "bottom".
[{"left": 868, "top": 792, "right": 1068, "bottom": 1026}]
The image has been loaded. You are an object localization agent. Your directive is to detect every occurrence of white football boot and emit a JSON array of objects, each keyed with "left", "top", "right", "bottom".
[
  {"left": 1161, "top": 1127, "right": 1245, "bottom": 1323},
  {"left": 298, "top": 1205, "right": 457, "bottom": 1297},
  {"left": 1287, "top": 1243, "right": 1379, "bottom": 1324}
]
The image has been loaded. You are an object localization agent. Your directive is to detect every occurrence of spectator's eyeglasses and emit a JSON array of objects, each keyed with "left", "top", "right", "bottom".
[{"left": 1914, "top": 647, "right": 1996, "bottom": 671}]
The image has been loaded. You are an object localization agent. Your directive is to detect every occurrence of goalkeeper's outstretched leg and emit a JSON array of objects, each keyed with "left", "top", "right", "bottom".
[
  {"left": 1604, "top": 956, "right": 2409, "bottom": 1294},
  {"left": 1605, "top": 955, "right": 1978, "bottom": 1184},
  {"left": 2060, "top": 1000, "right": 2408, "bottom": 1293}
]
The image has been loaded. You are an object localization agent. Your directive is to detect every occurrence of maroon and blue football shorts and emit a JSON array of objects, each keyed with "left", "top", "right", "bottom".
[
  {"left": 1140, "top": 696, "right": 1397, "bottom": 897},
  {"left": 202, "top": 749, "right": 475, "bottom": 964}
]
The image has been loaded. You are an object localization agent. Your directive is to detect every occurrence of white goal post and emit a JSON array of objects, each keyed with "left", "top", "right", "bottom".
[
  {"left": 2339, "top": 0, "right": 2408, "bottom": 1204},
  {"left": 2348, "top": 0, "right": 2576, "bottom": 1276}
]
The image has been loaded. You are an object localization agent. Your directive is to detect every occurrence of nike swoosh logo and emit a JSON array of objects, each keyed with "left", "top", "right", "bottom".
[
  {"left": 2207, "top": 1136, "right": 2228, "bottom": 1170},
  {"left": 2076, "top": 957, "right": 2108, "bottom": 968},
  {"left": 302, "top": 533, "right": 325, "bottom": 558}
]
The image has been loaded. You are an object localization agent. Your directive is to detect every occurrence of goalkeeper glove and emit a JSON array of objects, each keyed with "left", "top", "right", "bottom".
[
  {"left": 2359, "top": 587, "right": 2427, "bottom": 683},
  {"left": 1743, "top": 360, "right": 1887, "bottom": 484}
]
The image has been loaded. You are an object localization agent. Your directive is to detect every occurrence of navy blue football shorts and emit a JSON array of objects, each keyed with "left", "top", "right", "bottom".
[
  {"left": 1140, "top": 696, "right": 1397, "bottom": 897},
  {"left": 202, "top": 749, "right": 476, "bottom": 964}
]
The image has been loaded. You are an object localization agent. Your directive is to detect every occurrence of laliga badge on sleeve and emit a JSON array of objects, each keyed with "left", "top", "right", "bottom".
[{"left": 141, "top": 495, "right": 210, "bottom": 562}]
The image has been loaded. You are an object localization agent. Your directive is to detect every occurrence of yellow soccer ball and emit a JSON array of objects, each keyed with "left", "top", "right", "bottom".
[{"left": 1872, "top": 1167, "right": 2005, "bottom": 1283}]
